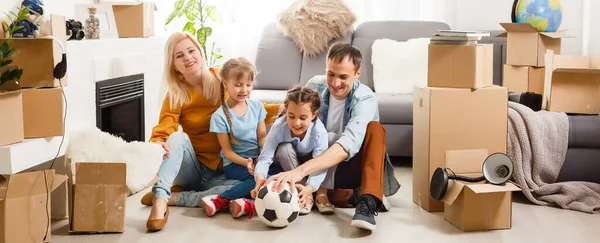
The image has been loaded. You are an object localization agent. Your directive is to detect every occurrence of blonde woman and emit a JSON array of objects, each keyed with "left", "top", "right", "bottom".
[{"left": 143, "top": 32, "right": 280, "bottom": 232}]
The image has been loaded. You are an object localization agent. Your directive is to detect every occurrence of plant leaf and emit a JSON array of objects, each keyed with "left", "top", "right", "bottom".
[
  {"left": 196, "top": 27, "right": 212, "bottom": 49},
  {"left": 1, "top": 60, "right": 12, "bottom": 67},
  {"left": 183, "top": 21, "right": 196, "bottom": 36},
  {"left": 185, "top": 0, "right": 200, "bottom": 21},
  {"left": 13, "top": 68, "right": 23, "bottom": 81},
  {"left": 175, "top": 0, "right": 185, "bottom": 10},
  {"left": 205, "top": 5, "right": 223, "bottom": 23},
  {"left": 211, "top": 51, "right": 223, "bottom": 60},
  {"left": 164, "top": 10, "right": 178, "bottom": 26}
]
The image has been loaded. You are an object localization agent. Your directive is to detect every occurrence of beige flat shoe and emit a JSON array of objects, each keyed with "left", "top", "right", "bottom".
[
  {"left": 315, "top": 193, "right": 335, "bottom": 214},
  {"left": 299, "top": 196, "right": 314, "bottom": 215}
]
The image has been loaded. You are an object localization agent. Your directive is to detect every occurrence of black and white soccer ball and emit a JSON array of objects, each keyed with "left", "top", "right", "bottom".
[{"left": 255, "top": 180, "right": 300, "bottom": 228}]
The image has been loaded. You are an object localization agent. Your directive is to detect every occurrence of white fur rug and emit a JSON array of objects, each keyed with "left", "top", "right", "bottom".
[
  {"left": 278, "top": 0, "right": 356, "bottom": 57},
  {"left": 66, "top": 126, "right": 163, "bottom": 195}
]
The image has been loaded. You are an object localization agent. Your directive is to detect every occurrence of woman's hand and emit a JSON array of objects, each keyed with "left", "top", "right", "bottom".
[
  {"left": 295, "top": 184, "right": 313, "bottom": 208},
  {"left": 251, "top": 174, "right": 266, "bottom": 198},
  {"left": 265, "top": 169, "right": 305, "bottom": 194},
  {"left": 156, "top": 141, "right": 170, "bottom": 158},
  {"left": 246, "top": 158, "right": 255, "bottom": 175}
]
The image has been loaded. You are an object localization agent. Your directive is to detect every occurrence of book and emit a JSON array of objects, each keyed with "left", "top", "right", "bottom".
[{"left": 435, "top": 30, "right": 491, "bottom": 37}]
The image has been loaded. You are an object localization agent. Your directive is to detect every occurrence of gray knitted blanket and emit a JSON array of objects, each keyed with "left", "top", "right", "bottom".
[{"left": 507, "top": 101, "right": 600, "bottom": 213}]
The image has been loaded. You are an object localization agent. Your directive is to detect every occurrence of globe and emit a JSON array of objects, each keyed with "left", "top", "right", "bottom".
[{"left": 512, "top": 0, "right": 562, "bottom": 32}]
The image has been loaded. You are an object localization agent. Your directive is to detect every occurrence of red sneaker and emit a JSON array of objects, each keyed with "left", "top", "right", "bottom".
[
  {"left": 229, "top": 198, "right": 255, "bottom": 219},
  {"left": 200, "top": 195, "right": 229, "bottom": 217}
]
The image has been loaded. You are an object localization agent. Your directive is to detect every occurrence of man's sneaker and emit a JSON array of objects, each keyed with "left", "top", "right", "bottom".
[
  {"left": 229, "top": 198, "right": 255, "bottom": 219},
  {"left": 350, "top": 195, "right": 378, "bottom": 231},
  {"left": 199, "top": 195, "right": 229, "bottom": 217}
]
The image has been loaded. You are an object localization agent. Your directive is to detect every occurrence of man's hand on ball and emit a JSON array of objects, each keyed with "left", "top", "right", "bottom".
[{"left": 266, "top": 169, "right": 305, "bottom": 194}]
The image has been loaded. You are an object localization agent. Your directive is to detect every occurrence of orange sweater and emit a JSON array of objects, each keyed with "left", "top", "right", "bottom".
[{"left": 149, "top": 71, "right": 280, "bottom": 170}]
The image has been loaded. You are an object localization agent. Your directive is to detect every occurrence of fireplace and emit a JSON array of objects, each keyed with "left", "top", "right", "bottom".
[{"left": 96, "top": 73, "right": 145, "bottom": 142}]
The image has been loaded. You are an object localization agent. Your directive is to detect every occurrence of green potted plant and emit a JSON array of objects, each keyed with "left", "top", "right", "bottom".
[
  {"left": 0, "top": 6, "right": 29, "bottom": 92},
  {"left": 165, "top": 0, "right": 224, "bottom": 67}
]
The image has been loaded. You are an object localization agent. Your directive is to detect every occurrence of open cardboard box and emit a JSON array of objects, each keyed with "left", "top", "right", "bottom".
[
  {"left": 0, "top": 170, "right": 67, "bottom": 243},
  {"left": 0, "top": 15, "right": 68, "bottom": 88},
  {"left": 100, "top": 0, "right": 157, "bottom": 38},
  {"left": 542, "top": 50, "right": 600, "bottom": 114},
  {"left": 440, "top": 149, "right": 521, "bottom": 232},
  {"left": 70, "top": 162, "right": 127, "bottom": 233},
  {"left": 0, "top": 90, "right": 24, "bottom": 146},
  {"left": 497, "top": 23, "right": 571, "bottom": 67},
  {"left": 412, "top": 86, "right": 508, "bottom": 212}
]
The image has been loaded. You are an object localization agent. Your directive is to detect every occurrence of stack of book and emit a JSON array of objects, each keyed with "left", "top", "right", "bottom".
[{"left": 430, "top": 30, "right": 491, "bottom": 45}]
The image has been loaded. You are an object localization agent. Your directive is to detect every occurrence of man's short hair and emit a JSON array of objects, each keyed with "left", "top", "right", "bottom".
[{"left": 327, "top": 42, "right": 362, "bottom": 72}]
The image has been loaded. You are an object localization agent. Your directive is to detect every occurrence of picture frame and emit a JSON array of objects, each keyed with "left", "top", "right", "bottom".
[{"left": 74, "top": 3, "right": 119, "bottom": 39}]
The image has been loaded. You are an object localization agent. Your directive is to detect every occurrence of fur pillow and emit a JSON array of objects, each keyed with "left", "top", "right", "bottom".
[
  {"left": 371, "top": 38, "right": 431, "bottom": 94},
  {"left": 66, "top": 126, "right": 164, "bottom": 195},
  {"left": 278, "top": 0, "right": 356, "bottom": 57}
]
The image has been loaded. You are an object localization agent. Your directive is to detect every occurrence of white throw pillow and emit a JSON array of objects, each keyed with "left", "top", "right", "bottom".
[{"left": 371, "top": 38, "right": 430, "bottom": 95}]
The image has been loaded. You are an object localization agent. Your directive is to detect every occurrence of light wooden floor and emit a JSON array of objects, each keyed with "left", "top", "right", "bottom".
[{"left": 50, "top": 159, "right": 600, "bottom": 243}]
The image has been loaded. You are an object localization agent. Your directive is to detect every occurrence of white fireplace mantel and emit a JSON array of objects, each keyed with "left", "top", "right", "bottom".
[{"left": 0, "top": 37, "right": 166, "bottom": 175}]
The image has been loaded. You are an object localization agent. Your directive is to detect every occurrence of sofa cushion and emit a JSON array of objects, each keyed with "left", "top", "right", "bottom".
[
  {"left": 254, "top": 23, "right": 302, "bottom": 90},
  {"left": 377, "top": 93, "right": 413, "bottom": 125},
  {"left": 251, "top": 90, "right": 287, "bottom": 104},
  {"left": 299, "top": 31, "right": 354, "bottom": 86},
  {"left": 351, "top": 21, "right": 451, "bottom": 90}
]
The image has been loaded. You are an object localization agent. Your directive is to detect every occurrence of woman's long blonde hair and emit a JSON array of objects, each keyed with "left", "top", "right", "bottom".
[{"left": 163, "top": 32, "right": 219, "bottom": 109}]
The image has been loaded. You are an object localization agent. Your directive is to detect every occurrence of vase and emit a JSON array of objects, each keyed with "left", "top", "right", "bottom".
[{"left": 85, "top": 7, "right": 100, "bottom": 39}]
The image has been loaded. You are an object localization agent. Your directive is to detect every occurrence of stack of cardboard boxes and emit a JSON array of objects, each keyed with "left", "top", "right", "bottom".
[
  {"left": 499, "top": 22, "right": 599, "bottom": 115},
  {"left": 412, "top": 32, "right": 520, "bottom": 231},
  {"left": 0, "top": 15, "right": 128, "bottom": 242}
]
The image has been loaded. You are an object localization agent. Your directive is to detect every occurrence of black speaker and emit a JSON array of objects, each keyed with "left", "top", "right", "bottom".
[{"left": 430, "top": 153, "right": 514, "bottom": 201}]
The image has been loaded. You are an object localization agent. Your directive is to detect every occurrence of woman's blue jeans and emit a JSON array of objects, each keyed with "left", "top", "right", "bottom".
[{"left": 152, "top": 131, "right": 240, "bottom": 207}]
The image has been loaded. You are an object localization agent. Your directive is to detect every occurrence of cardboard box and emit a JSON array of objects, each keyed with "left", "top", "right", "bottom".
[
  {"left": 0, "top": 91, "right": 24, "bottom": 146},
  {"left": 441, "top": 149, "right": 521, "bottom": 231},
  {"left": 22, "top": 87, "right": 64, "bottom": 138},
  {"left": 0, "top": 170, "right": 67, "bottom": 243},
  {"left": 543, "top": 51, "right": 600, "bottom": 114},
  {"left": 497, "top": 23, "right": 570, "bottom": 67},
  {"left": 70, "top": 162, "right": 127, "bottom": 233},
  {"left": 104, "top": 1, "right": 157, "bottom": 38},
  {"left": 428, "top": 44, "right": 493, "bottom": 89},
  {"left": 0, "top": 15, "right": 68, "bottom": 88},
  {"left": 412, "top": 85, "right": 508, "bottom": 212},
  {"left": 503, "top": 64, "right": 545, "bottom": 95},
  {"left": 1, "top": 38, "right": 68, "bottom": 88}
]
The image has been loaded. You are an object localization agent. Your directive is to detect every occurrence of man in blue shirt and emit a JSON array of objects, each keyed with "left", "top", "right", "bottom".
[{"left": 266, "top": 42, "right": 388, "bottom": 231}]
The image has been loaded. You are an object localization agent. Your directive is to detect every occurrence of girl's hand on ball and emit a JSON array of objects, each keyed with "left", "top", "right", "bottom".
[
  {"left": 251, "top": 175, "right": 266, "bottom": 198},
  {"left": 295, "top": 184, "right": 313, "bottom": 208}
]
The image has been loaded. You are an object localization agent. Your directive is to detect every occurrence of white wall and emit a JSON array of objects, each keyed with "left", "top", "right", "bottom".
[{"left": 0, "top": 0, "right": 93, "bottom": 24}]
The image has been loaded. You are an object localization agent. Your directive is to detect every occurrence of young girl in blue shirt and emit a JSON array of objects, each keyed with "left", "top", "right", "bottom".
[{"left": 201, "top": 57, "right": 272, "bottom": 218}]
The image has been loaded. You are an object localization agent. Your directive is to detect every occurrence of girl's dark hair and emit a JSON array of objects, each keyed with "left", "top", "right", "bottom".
[
  {"left": 219, "top": 57, "right": 256, "bottom": 145},
  {"left": 282, "top": 85, "right": 321, "bottom": 120}
]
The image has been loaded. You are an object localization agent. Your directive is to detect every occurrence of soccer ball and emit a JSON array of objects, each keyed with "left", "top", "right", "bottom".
[{"left": 255, "top": 180, "right": 300, "bottom": 228}]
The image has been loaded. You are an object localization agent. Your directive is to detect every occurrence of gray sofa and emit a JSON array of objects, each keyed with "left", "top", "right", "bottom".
[{"left": 251, "top": 20, "right": 600, "bottom": 173}]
